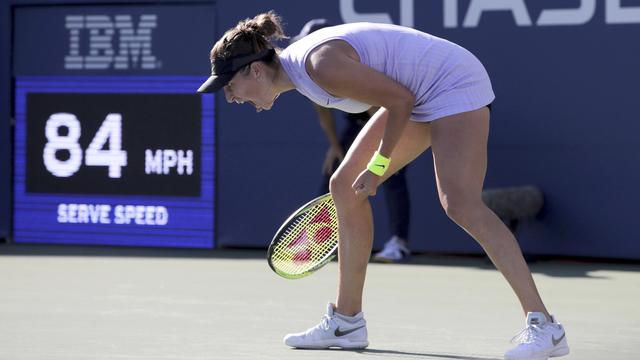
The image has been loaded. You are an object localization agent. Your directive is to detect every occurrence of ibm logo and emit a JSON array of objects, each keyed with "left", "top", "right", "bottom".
[{"left": 65, "top": 14, "right": 160, "bottom": 70}]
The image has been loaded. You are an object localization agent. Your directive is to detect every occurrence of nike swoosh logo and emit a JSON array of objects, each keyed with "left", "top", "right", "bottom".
[
  {"left": 334, "top": 325, "right": 365, "bottom": 337},
  {"left": 552, "top": 332, "right": 565, "bottom": 346},
  {"left": 374, "top": 164, "right": 385, "bottom": 168}
]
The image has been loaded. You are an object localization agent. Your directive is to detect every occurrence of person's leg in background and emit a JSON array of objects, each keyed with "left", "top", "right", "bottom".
[{"left": 372, "top": 166, "right": 411, "bottom": 262}]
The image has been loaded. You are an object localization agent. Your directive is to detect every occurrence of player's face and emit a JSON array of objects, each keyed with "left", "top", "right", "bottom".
[{"left": 223, "top": 63, "right": 279, "bottom": 112}]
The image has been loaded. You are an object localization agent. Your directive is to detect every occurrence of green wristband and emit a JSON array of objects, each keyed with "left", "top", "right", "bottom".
[{"left": 367, "top": 151, "right": 391, "bottom": 176}]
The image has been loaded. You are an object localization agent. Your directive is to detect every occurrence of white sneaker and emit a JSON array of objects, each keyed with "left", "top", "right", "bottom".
[
  {"left": 283, "top": 303, "right": 369, "bottom": 349},
  {"left": 372, "top": 236, "right": 410, "bottom": 263},
  {"left": 505, "top": 312, "right": 570, "bottom": 360}
]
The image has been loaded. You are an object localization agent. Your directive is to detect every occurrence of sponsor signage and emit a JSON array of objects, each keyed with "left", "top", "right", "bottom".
[
  {"left": 338, "top": 0, "right": 640, "bottom": 28},
  {"left": 13, "top": 3, "right": 214, "bottom": 75}
]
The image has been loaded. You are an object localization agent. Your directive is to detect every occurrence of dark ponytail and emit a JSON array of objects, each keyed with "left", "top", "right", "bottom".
[
  {"left": 237, "top": 11, "right": 286, "bottom": 41},
  {"left": 210, "top": 11, "right": 287, "bottom": 63}
]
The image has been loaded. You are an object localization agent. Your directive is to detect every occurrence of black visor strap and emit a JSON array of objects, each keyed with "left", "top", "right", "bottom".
[{"left": 211, "top": 48, "right": 276, "bottom": 76}]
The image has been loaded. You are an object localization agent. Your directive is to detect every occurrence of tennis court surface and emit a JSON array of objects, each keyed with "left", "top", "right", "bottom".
[{"left": 1, "top": 245, "right": 638, "bottom": 360}]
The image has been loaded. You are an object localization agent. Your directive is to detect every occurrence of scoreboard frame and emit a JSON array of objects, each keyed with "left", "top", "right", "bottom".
[{"left": 13, "top": 76, "right": 215, "bottom": 248}]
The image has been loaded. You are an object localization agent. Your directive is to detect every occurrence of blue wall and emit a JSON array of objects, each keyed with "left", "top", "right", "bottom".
[
  {"left": 2, "top": 0, "right": 639, "bottom": 258},
  {"left": 214, "top": 0, "right": 640, "bottom": 259},
  {"left": 0, "top": 2, "right": 13, "bottom": 241}
]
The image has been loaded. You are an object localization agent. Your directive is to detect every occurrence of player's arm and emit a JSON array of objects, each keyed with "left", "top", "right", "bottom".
[
  {"left": 313, "top": 103, "right": 341, "bottom": 153},
  {"left": 305, "top": 41, "right": 415, "bottom": 160},
  {"left": 312, "top": 103, "right": 345, "bottom": 175}
]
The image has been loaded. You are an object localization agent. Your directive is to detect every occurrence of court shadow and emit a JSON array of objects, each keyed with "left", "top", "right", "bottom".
[
  {"left": 291, "top": 348, "right": 501, "bottom": 360},
  {"left": 1, "top": 244, "right": 637, "bottom": 280},
  {"left": 358, "top": 348, "right": 501, "bottom": 359},
  {"left": 0, "top": 243, "right": 267, "bottom": 259},
  {"left": 386, "top": 252, "right": 640, "bottom": 279}
]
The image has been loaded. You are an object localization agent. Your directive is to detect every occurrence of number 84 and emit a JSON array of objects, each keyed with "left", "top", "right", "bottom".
[{"left": 43, "top": 113, "right": 128, "bottom": 178}]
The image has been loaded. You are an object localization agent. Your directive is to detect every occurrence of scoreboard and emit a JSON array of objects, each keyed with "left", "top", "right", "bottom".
[
  {"left": 14, "top": 77, "right": 214, "bottom": 248},
  {"left": 12, "top": 3, "right": 216, "bottom": 248}
]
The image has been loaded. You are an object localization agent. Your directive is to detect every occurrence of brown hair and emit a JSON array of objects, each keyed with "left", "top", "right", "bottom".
[{"left": 210, "top": 11, "right": 287, "bottom": 69}]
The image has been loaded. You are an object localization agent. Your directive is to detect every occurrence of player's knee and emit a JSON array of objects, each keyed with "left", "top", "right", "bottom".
[
  {"left": 439, "top": 192, "right": 478, "bottom": 227},
  {"left": 329, "top": 170, "right": 356, "bottom": 203},
  {"left": 329, "top": 171, "right": 347, "bottom": 197}
]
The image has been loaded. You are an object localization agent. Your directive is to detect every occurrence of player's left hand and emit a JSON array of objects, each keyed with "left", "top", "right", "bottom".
[{"left": 352, "top": 169, "right": 380, "bottom": 197}]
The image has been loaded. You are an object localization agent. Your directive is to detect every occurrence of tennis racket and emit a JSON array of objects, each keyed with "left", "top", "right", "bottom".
[{"left": 267, "top": 193, "right": 338, "bottom": 279}]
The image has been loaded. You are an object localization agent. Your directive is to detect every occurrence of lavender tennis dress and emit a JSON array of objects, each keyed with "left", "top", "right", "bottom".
[{"left": 279, "top": 22, "right": 494, "bottom": 122}]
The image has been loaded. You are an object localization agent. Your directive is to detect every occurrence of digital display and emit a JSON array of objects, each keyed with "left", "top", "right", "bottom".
[
  {"left": 26, "top": 93, "right": 201, "bottom": 196},
  {"left": 13, "top": 77, "right": 215, "bottom": 248}
]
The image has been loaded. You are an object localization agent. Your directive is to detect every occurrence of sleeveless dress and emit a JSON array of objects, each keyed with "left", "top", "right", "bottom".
[{"left": 279, "top": 22, "right": 495, "bottom": 122}]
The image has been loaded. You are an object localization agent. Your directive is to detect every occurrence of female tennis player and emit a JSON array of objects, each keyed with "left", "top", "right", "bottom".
[{"left": 197, "top": 11, "right": 570, "bottom": 360}]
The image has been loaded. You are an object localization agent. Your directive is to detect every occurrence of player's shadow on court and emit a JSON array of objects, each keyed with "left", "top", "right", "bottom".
[
  {"left": 296, "top": 348, "right": 501, "bottom": 360},
  {"left": 355, "top": 348, "right": 501, "bottom": 359}
]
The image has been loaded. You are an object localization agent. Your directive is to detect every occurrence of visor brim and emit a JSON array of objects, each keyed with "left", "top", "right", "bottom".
[{"left": 197, "top": 73, "right": 233, "bottom": 93}]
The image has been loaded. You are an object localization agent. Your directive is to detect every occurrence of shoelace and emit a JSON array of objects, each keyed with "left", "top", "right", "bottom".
[
  {"left": 302, "top": 314, "right": 333, "bottom": 336},
  {"left": 311, "top": 314, "right": 332, "bottom": 332},
  {"left": 510, "top": 324, "right": 544, "bottom": 344}
]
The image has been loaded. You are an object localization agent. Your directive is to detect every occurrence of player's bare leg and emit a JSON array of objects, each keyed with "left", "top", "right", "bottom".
[
  {"left": 330, "top": 108, "right": 430, "bottom": 316},
  {"left": 284, "top": 108, "right": 430, "bottom": 349},
  {"left": 429, "top": 107, "right": 549, "bottom": 316}
]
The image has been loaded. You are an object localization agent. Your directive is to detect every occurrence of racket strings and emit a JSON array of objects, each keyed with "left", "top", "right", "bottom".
[{"left": 271, "top": 198, "right": 338, "bottom": 276}]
